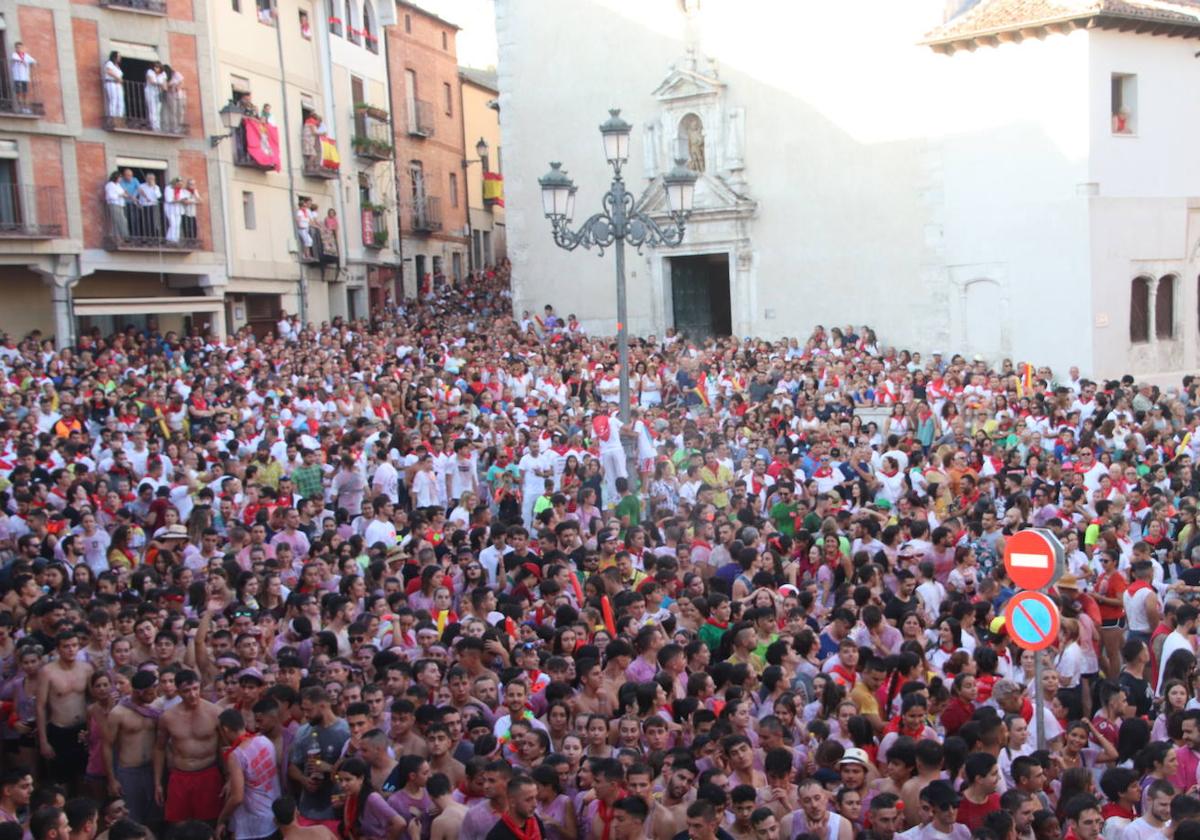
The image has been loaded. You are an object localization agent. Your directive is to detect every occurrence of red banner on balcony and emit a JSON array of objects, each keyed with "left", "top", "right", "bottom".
[
  {"left": 483, "top": 171, "right": 504, "bottom": 207},
  {"left": 243, "top": 117, "right": 281, "bottom": 171}
]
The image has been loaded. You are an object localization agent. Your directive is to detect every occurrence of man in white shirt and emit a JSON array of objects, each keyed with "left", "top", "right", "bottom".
[
  {"left": 1158, "top": 604, "right": 1198, "bottom": 688},
  {"left": 362, "top": 496, "right": 397, "bottom": 549},
  {"left": 104, "top": 171, "right": 128, "bottom": 241},
  {"left": 519, "top": 444, "right": 548, "bottom": 528},
  {"left": 9, "top": 43, "right": 35, "bottom": 113},
  {"left": 370, "top": 451, "right": 399, "bottom": 504},
  {"left": 135, "top": 173, "right": 162, "bottom": 239},
  {"left": 1119, "top": 779, "right": 1170, "bottom": 840}
]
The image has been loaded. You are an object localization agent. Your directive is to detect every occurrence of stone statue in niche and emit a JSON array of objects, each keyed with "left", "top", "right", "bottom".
[{"left": 679, "top": 113, "right": 704, "bottom": 173}]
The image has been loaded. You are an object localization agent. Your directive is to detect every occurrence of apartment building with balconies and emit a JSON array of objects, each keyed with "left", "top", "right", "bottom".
[
  {"left": 387, "top": 0, "right": 467, "bottom": 297},
  {"left": 320, "top": 0, "right": 399, "bottom": 316},
  {"left": 207, "top": 0, "right": 350, "bottom": 334},
  {"left": 0, "top": 0, "right": 226, "bottom": 345},
  {"left": 459, "top": 66, "right": 504, "bottom": 274}
]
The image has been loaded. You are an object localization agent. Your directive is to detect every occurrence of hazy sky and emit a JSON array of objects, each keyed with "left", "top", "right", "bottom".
[{"left": 419, "top": 0, "right": 498, "bottom": 69}]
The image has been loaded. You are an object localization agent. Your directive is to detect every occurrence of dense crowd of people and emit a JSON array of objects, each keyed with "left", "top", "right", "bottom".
[{"left": 2, "top": 263, "right": 1200, "bottom": 840}]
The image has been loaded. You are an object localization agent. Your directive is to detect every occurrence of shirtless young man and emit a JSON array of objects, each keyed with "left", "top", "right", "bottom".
[
  {"left": 659, "top": 763, "right": 696, "bottom": 833},
  {"left": 273, "top": 797, "right": 338, "bottom": 840},
  {"left": 430, "top": 773, "right": 467, "bottom": 840},
  {"left": 572, "top": 659, "right": 613, "bottom": 717},
  {"left": 37, "top": 631, "right": 94, "bottom": 792},
  {"left": 153, "top": 669, "right": 222, "bottom": 824},
  {"left": 104, "top": 671, "right": 161, "bottom": 827},
  {"left": 781, "top": 781, "right": 853, "bottom": 840}
]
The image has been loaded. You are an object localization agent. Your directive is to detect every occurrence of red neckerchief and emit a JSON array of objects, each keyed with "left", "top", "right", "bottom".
[
  {"left": 222, "top": 731, "right": 253, "bottom": 763},
  {"left": 706, "top": 618, "right": 728, "bottom": 631},
  {"left": 814, "top": 466, "right": 832, "bottom": 478},
  {"left": 1101, "top": 804, "right": 1136, "bottom": 822},
  {"left": 830, "top": 663, "right": 857, "bottom": 687},
  {"left": 344, "top": 791, "right": 361, "bottom": 839},
  {"left": 502, "top": 813, "right": 542, "bottom": 840},
  {"left": 596, "top": 794, "right": 626, "bottom": 840}
]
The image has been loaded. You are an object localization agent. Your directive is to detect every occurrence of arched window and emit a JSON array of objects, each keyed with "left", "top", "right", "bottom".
[
  {"left": 1130, "top": 276, "right": 1150, "bottom": 343},
  {"left": 1156, "top": 274, "right": 1176, "bottom": 339},
  {"left": 362, "top": 0, "right": 377, "bottom": 51}
]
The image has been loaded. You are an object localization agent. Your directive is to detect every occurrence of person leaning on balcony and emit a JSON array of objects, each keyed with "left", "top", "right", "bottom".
[
  {"left": 119, "top": 168, "right": 140, "bottom": 233},
  {"left": 9, "top": 43, "right": 36, "bottom": 112},
  {"left": 182, "top": 179, "right": 201, "bottom": 241},
  {"left": 103, "top": 52, "right": 124, "bottom": 120},
  {"left": 296, "top": 198, "right": 314, "bottom": 260},
  {"left": 104, "top": 171, "right": 129, "bottom": 241},
  {"left": 162, "top": 64, "right": 185, "bottom": 134},
  {"left": 135, "top": 173, "right": 162, "bottom": 238},
  {"left": 164, "top": 177, "right": 185, "bottom": 244},
  {"left": 144, "top": 62, "right": 165, "bottom": 132}
]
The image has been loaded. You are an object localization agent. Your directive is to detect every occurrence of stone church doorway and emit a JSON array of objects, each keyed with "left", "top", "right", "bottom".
[{"left": 670, "top": 253, "right": 731, "bottom": 341}]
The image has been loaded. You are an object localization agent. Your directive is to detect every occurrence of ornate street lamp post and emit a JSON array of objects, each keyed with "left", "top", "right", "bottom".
[{"left": 538, "top": 109, "right": 697, "bottom": 422}]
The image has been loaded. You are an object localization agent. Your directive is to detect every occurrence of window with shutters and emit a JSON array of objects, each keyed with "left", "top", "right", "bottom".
[{"left": 1130, "top": 276, "right": 1150, "bottom": 343}]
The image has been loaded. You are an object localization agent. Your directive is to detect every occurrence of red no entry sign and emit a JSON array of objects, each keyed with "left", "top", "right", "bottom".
[
  {"left": 1004, "top": 529, "right": 1064, "bottom": 590},
  {"left": 1004, "top": 591, "right": 1061, "bottom": 652}
]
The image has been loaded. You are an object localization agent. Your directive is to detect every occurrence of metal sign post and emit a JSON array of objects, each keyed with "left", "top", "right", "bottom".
[{"left": 1034, "top": 650, "right": 1045, "bottom": 750}]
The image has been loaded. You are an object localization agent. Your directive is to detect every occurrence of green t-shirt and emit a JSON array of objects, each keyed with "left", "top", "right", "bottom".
[
  {"left": 770, "top": 501, "right": 799, "bottom": 536},
  {"left": 615, "top": 494, "right": 642, "bottom": 529}
]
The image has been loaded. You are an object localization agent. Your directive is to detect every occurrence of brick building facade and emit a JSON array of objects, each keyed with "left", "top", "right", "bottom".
[{"left": 387, "top": 0, "right": 468, "bottom": 297}]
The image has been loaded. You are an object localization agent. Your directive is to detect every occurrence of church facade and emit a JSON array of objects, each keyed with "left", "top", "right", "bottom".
[{"left": 495, "top": 0, "right": 1200, "bottom": 380}]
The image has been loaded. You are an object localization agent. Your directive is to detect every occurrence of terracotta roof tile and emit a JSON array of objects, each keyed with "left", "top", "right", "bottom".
[{"left": 924, "top": 0, "right": 1200, "bottom": 43}]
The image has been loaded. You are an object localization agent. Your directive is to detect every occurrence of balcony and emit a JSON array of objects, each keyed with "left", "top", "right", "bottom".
[
  {"left": 0, "top": 76, "right": 45, "bottom": 118},
  {"left": 301, "top": 121, "right": 340, "bottom": 179},
  {"left": 410, "top": 196, "right": 442, "bottom": 233},
  {"left": 361, "top": 206, "right": 387, "bottom": 249},
  {"left": 99, "top": 0, "right": 166, "bottom": 14},
  {"left": 0, "top": 185, "right": 63, "bottom": 239},
  {"left": 102, "top": 79, "right": 188, "bottom": 136},
  {"left": 234, "top": 121, "right": 278, "bottom": 171},
  {"left": 103, "top": 198, "right": 197, "bottom": 252},
  {"left": 352, "top": 119, "right": 392, "bottom": 163},
  {"left": 302, "top": 160, "right": 338, "bottom": 179},
  {"left": 407, "top": 99, "right": 434, "bottom": 138}
]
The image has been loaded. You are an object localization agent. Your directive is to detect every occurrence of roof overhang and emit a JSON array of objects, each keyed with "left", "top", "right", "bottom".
[{"left": 922, "top": 11, "right": 1200, "bottom": 53}]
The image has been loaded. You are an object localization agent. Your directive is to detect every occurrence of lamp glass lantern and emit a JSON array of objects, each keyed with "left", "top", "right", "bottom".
[
  {"left": 219, "top": 101, "right": 242, "bottom": 131},
  {"left": 538, "top": 162, "right": 575, "bottom": 219},
  {"left": 599, "top": 109, "right": 632, "bottom": 166},
  {"left": 475, "top": 137, "right": 489, "bottom": 163},
  {"left": 663, "top": 158, "right": 698, "bottom": 215}
]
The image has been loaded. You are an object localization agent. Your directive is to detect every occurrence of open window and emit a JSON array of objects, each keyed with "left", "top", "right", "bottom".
[{"left": 1112, "top": 73, "right": 1137, "bottom": 135}]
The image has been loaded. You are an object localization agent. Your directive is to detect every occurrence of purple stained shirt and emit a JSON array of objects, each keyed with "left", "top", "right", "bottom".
[
  {"left": 625, "top": 656, "right": 658, "bottom": 683},
  {"left": 358, "top": 792, "right": 402, "bottom": 840}
]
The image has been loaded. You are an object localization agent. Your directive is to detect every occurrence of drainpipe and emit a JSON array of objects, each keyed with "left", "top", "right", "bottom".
[
  {"left": 315, "top": 3, "right": 350, "bottom": 319},
  {"left": 459, "top": 74, "right": 474, "bottom": 279},
  {"left": 273, "top": 10, "right": 307, "bottom": 325},
  {"left": 383, "top": 23, "right": 405, "bottom": 305}
]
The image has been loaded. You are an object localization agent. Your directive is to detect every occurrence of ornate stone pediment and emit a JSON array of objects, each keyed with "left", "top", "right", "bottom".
[
  {"left": 636, "top": 172, "right": 752, "bottom": 219},
  {"left": 652, "top": 66, "right": 724, "bottom": 104}
]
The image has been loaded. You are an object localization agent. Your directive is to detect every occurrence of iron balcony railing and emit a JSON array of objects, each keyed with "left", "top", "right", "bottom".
[
  {"left": 0, "top": 184, "right": 63, "bottom": 238},
  {"left": 407, "top": 99, "right": 434, "bottom": 137},
  {"left": 352, "top": 118, "right": 392, "bottom": 162},
  {"left": 102, "top": 77, "right": 188, "bottom": 136},
  {"left": 0, "top": 74, "right": 44, "bottom": 118},
  {"left": 103, "top": 190, "right": 197, "bottom": 251},
  {"left": 410, "top": 195, "right": 442, "bottom": 232},
  {"left": 99, "top": 0, "right": 167, "bottom": 13}
]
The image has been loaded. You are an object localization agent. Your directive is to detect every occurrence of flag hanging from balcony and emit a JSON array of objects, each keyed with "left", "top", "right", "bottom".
[
  {"left": 243, "top": 117, "right": 281, "bottom": 171},
  {"left": 483, "top": 171, "right": 504, "bottom": 207},
  {"left": 320, "top": 137, "right": 340, "bottom": 170}
]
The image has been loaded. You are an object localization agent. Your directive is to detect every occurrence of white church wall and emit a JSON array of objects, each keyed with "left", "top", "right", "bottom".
[{"left": 933, "top": 31, "right": 1094, "bottom": 376}]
